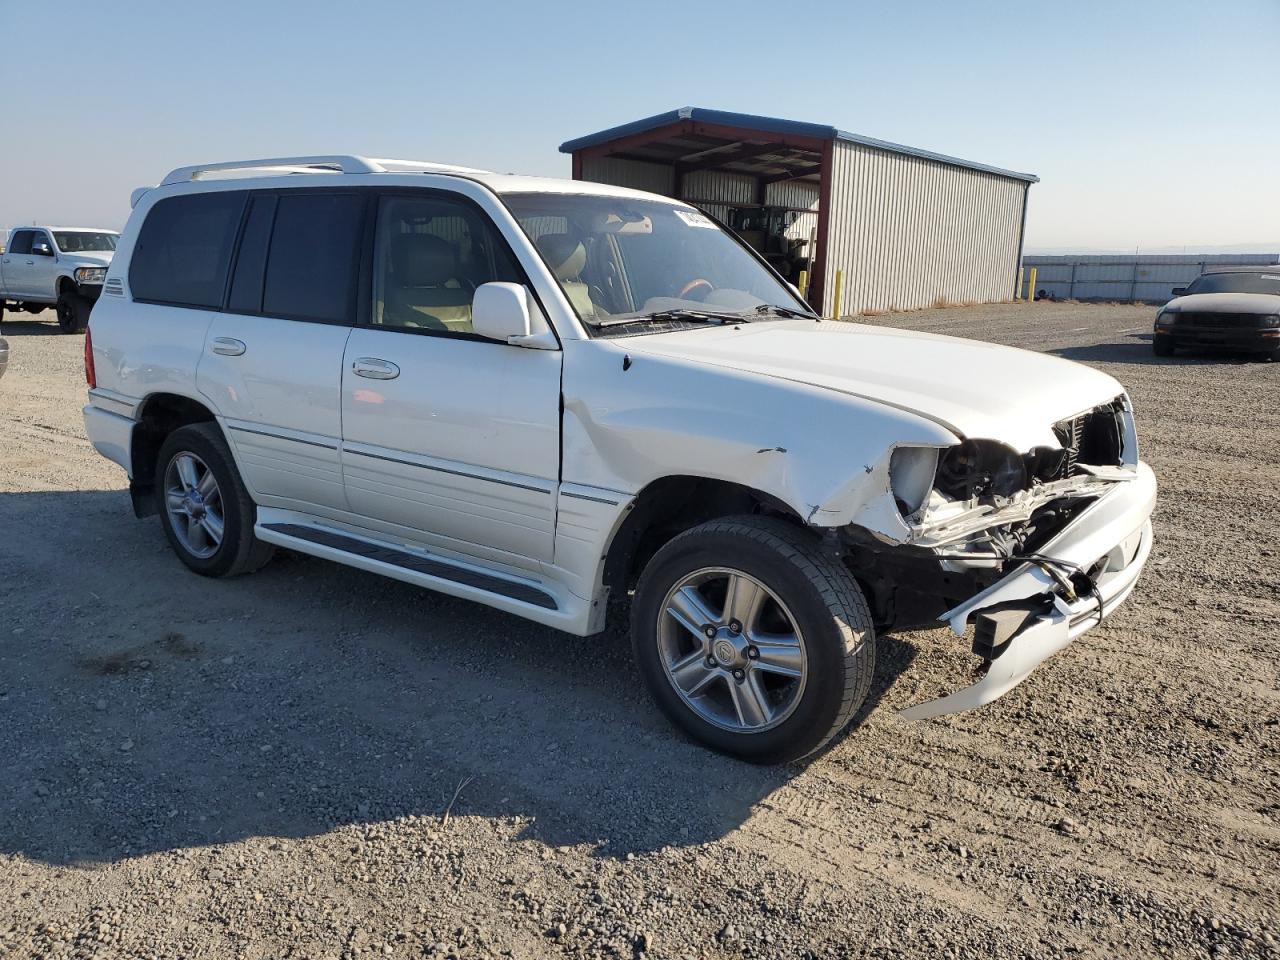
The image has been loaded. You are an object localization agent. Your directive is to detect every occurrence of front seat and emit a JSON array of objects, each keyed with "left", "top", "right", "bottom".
[
  {"left": 536, "top": 233, "right": 595, "bottom": 320},
  {"left": 383, "top": 234, "right": 473, "bottom": 331}
]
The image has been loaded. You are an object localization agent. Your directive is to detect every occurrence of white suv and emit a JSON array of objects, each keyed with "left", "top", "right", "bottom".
[{"left": 83, "top": 156, "right": 1156, "bottom": 763}]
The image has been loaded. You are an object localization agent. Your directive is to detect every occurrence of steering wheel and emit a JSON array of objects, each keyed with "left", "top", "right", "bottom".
[{"left": 678, "top": 278, "right": 714, "bottom": 301}]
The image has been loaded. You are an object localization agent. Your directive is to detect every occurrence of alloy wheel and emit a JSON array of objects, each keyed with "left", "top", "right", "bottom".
[
  {"left": 656, "top": 567, "right": 808, "bottom": 733},
  {"left": 163, "top": 452, "right": 225, "bottom": 559}
]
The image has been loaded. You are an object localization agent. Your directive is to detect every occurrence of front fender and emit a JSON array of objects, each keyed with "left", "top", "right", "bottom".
[{"left": 561, "top": 339, "right": 957, "bottom": 528}]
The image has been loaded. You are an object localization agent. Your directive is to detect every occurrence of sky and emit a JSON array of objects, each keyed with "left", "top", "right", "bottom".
[{"left": 1, "top": 0, "right": 1277, "bottom": 253}]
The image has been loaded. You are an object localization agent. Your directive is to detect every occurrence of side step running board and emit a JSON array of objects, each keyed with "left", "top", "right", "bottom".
[{"left": 261, "top": 522, "right": 558, "bottom": 610}]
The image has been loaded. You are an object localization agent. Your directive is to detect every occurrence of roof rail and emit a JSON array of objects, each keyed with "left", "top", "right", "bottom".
[{"left": 158, "top": 155, "right": 490, "bottom": 187}]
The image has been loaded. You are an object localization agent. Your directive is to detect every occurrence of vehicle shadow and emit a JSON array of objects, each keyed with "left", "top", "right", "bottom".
[
  {"left": 0, "top": 489, "right": 916, "bottom": 866},
  {"left": 1050, "top": 333, "right": 1273, "bottom": 367},
  {"left": 0, "top": 314, "right": 63, "bottom": 336}
]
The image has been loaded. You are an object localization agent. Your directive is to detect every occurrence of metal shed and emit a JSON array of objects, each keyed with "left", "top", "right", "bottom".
[{"left": 560, "top": 107, "right": 1038, "bottom": 317}]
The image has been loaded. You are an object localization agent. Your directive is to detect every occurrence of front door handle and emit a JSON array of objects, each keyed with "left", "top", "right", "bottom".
[
  {"left": 352, "top": 357, "right": 400, "bottom": 380},
  {"left": 211, "top": 337, "right": 247, "bottom": 357}
]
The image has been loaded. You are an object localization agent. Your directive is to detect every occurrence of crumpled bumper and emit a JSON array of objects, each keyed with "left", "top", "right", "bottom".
[{"left": 900, "top": 461, "right": 1157, "bottom": 721}]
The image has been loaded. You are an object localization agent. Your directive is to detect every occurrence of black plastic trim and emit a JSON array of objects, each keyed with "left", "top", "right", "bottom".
[
  {"left": 559, "top": 490, "right": 622, "bottom": 506},
  {"left": 262, "top": 522, "right": 558, "bottom": 610},
  {"left": 341, "top": 446, "right": 551, "bottom": 493},
  {"left": 228, "top": 424, "right": 337, "bottom": 450}
]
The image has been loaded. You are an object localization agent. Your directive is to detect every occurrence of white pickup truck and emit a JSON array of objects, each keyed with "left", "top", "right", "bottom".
[{"left": 0, "top": 226, "right": 119, "bottom": 332}]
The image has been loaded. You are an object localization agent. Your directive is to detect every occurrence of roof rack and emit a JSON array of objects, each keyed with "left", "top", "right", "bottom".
[{"left": 158, "top": 155, "right": 488, "bottom": 187}]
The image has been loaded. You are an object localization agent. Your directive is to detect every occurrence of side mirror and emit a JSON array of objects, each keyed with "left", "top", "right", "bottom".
[
  {"left": 1171, "top": 287, "right": 1187, "bottom": 297},
  {"left": 472, "top": 282, "right": 533, "bottom": 342},
  {"left": 32, "top": 242, "right": 52, "bottom": 257}
]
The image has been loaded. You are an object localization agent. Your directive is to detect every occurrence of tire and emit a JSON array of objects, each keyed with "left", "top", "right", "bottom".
[
  {"left": 630, "top": 515, "right": 875, "bottom": 764},
  {"left": 55, "top": 289, "right": 89, "bottom": 333},
  {"left": 1152, "top": 333, "right": 1175, "bottom": 357},
  {"left": 154, "top": 423, "right": 274, "bottom": 578}
]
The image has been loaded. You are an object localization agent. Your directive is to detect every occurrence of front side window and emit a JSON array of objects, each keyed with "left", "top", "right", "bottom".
[
  {"left": 30, "top": 232, "right": 54, "bottom": 255},
  {"left": 1186, "top": 272, "right": 1280, "bottom": 297},
  {"left": 370, "top": 194, "right": 522, "bottom": 335},
  {"left": 8, "top": 231, "right": 34, "bottom": 255},
  {"left": 502, "top": 193, "right": 811, "bottom": 333},
  {"left": 54, "top": 231, "right": 118, "bottom": 253},
  {"left": 130, "top": 192, "right": 245, "bottom": 308}
]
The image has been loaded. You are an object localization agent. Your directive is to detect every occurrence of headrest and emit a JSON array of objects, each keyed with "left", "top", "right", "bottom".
[
  {"left": 536, "top": 233, "right": 587, "bottom": 281},
  {"left": 391, "top": 233, "right": 456, "bottom": 286}
]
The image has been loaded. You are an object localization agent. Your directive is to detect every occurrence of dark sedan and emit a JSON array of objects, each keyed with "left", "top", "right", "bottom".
[{"left": 1154, "top": 268, "right": 1280, "bottom": 358}]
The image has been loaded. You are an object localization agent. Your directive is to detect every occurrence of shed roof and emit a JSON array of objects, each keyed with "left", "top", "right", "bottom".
[{"left": 560, "top": 107, "right": 1039, "bottom": 184}]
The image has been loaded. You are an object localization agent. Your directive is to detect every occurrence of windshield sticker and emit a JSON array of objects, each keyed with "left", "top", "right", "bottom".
[{"left": 675, "top": 210, "right": 717, "bottom": 229}]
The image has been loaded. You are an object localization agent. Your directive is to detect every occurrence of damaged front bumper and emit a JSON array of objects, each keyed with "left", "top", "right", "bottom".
[{"left": 899, "top": 461, "right": 1157, "bottom": 721}]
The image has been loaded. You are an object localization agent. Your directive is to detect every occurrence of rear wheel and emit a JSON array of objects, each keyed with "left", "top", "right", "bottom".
[
  {"left": 55, "top": 289, "right": 89, "bottom": 333},
  {"left": 155, "top": 423, "right": 274, "bottom": 578},
  {"left": 631, "top": 516, "right": 875, "bottom": 764},
  {"left": 1152, "top": 333, "right": 1175, "bottom": 357}
]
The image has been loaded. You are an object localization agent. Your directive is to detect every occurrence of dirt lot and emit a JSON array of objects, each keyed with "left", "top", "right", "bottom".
[{"left": 0, "top": 301, "right": 1276, "bottom": 959}]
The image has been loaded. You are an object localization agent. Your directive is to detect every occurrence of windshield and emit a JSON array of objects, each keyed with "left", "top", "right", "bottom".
[
  {"left": 53, "top": 231, "right": 118, "bottom": 253},
  {"left": 1185, "top": 272, "right": 1280, "bottom": 296},
  {"left": 502, "top": 193, "right": 812, "bottom": 330}
]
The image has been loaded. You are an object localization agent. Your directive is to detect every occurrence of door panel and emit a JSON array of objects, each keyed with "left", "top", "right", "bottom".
[
  {"left": 198, "top": 314, "right": 351, "bottom": 510},
  {"left": 2, "top": 231, "right": 37, "bottom": 298},
  {"left": 30, "top": 232, "right": 60, "bottom": 299},
  {"left": 341, "top": 327, "right": 561, "bottom": 561}
]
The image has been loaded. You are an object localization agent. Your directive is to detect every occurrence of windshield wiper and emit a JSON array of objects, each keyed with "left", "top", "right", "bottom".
[
  {"left": 595, "top": 309, "right": 749, "bottom": 329},
  {"left": 753, "top": 303, "right": 817, "bottom": 319}
]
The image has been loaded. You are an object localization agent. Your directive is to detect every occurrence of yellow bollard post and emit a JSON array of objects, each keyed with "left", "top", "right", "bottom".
[
  {"left": 1027, "top": 267, "right": 1038, "bottom": 301},
  {"left": 832, "top": 270, "right": 844, "bottom": 319},
  {"left": 797, "top": 269, "right": 809, "bottom": 298}
]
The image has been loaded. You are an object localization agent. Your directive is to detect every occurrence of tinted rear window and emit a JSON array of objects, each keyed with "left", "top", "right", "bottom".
[
  {"left": 8, "top": 231, "right": 33, "bottom": 255},
  {"left": 227, "top": 195, "right": 277, "bottom": 314},
  {"left": 261, "top": 193, "right": 364, "bottom": 323},
  {"left": 130, "top": 192, "right": 246, "bottom": 308}
]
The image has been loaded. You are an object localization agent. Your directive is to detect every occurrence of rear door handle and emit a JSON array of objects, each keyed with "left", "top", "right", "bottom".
[
  {"left": 211, "top": 337, "right": 246, "bottom": 357},
  {"left": 352, "top": 357, "right": 400, "bottom": 380}
]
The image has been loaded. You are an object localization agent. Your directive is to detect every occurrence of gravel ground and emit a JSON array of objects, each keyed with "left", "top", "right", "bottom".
[{"left": 0, "top": 302, "right": 1276, "bottom": 959}]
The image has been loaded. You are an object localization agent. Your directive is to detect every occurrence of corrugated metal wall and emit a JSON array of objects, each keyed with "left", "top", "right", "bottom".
[
  {"left": 1022, "top": 254, "right": 1280, "bottom": 302},
  {"left": 580, "top": 157, "right": 674, "bottom": 196},
  {"left": 823, "top": 141, "right": 1026, "bottom": 315}
]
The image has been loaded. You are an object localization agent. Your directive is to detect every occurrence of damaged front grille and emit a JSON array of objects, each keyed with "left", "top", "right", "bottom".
[{"left": 1050, "top": 401, "right": 1124, "bottom": 479}]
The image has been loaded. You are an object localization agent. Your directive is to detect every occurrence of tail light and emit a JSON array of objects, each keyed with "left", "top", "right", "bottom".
[{"left": 84, "top": 326, "right": 96, "bottom": 388}]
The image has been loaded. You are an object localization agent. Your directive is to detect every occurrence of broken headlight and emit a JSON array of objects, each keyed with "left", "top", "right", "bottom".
[{"left": 934, "top": 439, "right": 1028, "bottom": 501}]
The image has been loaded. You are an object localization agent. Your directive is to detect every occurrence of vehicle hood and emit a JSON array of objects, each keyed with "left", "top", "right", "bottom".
[
  {"left": 618, "top": 320, "right": 1124, "bottom": 450},
  {"left": 61, "top": 252, "right": 113, "bottom": 268},
  {"left": 1163, "top": 292, "right": 1280, "bottom": 314}
]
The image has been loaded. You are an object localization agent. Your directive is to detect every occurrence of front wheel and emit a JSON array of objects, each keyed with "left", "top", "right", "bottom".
[
  {"left": 1152, "top": 333, "right": 1175, "bottom": 357},
  {"left": 55, "top": 290, "right": 89, "bottom": 333},
  {"left": 155, "top": 423, "right": 274, "bottom": 578},
  {"left": 631, "top": 516, "right": 875, "bottom": 764}
]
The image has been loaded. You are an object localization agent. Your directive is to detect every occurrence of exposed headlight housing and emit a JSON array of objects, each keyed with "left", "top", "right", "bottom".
[
  {"left": 74, "top": 267, "right": 106, "bottom": 284},
  {"left": 1155, "top": 310, "right": 1178, "bottom": 327},
  {"left": 1262, "top": 315, "right": 1280, "bottom": 328},
  {"left": 934, "top": 439, "right": 1029, "bottom": 501}
]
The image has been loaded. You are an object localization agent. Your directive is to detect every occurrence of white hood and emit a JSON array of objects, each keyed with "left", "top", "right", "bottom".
[
  {"left": 62, "top": 252, "right": 113, "bottom": 268},
  {"left": 619, "top": 320, "right": 1124, "bottom": 450}
]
